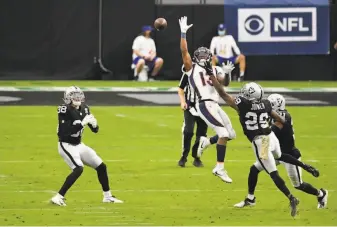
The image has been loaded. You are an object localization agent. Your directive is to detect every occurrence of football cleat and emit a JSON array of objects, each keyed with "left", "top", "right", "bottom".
[
  {"left": 103, "top": 196, "right": 124, "bottom": 203},
  {"left": 197, "top": 136, "right": 211, "bottom": 158},
  {"left": 303, "top": 164, "right": 320, "bottom": 177},
  {"left": 234, "top": 197, "right": 256, "bottom": 208},
  {"left": 193, "top": 158, "right": 204, "bottom": 168},
  {"left": 178, "top": 157, "right": 187, "bottom": 167},
  {"left": 317, "top": 189, "right": 328, "bottom": 209},
  {"left": 51, "top": 194, "right": 66, "bottom": 206},
  {"left": 212, "top": 167, "right": 232, "bottom": 183},
  {"left": 289, "top": 196, "right": 300, "bottom": 217}
]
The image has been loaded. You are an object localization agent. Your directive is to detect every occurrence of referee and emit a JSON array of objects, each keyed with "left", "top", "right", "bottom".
[{"left": 177, "top": 66, "right": 217, "bottom": 167}]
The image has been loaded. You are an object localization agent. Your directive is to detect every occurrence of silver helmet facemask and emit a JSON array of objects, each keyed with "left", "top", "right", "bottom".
[
  {"left": 63, "top": 88, "right": 85, "bottom": 106},
  {"left": 193, "top": 47, "right": 212, "bottom": 67}
]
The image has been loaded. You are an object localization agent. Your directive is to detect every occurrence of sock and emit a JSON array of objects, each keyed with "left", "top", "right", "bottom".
[
  {"left": 182, "top": 132, "right": 194, "bottom": 158},
  {"left": 277, "top": 154, "right": 305, "bottom": 168},
  {"left": 191, "top": 136, "right": 200, "bottom": 158},
  {"left": 96, "top": 163, "right": 110, "bottom": 192},
  {"left": 318, "top": 189, "right": 323, "bottom": 197},
  {"left": 58, "top": 166, "right": 83, "bottom": 196},
  {"left": 216, "top": 144, "right": 226, "bottom": 163},
  {"left": 295, "top": 182, "right": 320, "bottom": 196},
  {"left": 247, "top": 194, "right": 255, "bottom": 200},
  {"left": 103, "top": 191, "right": 112, "bottom": 198},
  {"left": 216, "top": 162, "right": 224, "bottom": 169},
  {"left": 240, "top": 71, "right": 244, "bottom": 77},
  {"left": 248, "top": 165, "right": 260, "bottom": 195},
  {"left": 210, "top": 135, "right": 218, "bottom": 144},
  {"left": 270, "top": 171, "right": 292, "bottom": 199}
]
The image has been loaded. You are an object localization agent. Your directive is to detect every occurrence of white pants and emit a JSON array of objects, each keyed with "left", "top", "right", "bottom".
[
  {"left": 58, "top": 142, "right": 103, "bottom": 170},
  {"left": 196, "top": 101, "right": 236, "bottom": 139},
  {"left": 276, "top": 158, "right": 303, "bottom": 187},
  {"left": 252, "top": 132, "right": 281, "bottom": 174}
]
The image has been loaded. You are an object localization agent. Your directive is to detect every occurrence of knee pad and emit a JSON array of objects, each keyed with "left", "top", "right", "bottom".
[
  {"left": 227, "top": 128, "right": 236, "bottom": 140},
  {"left": 73, "top": 166, "right": 84, "bottom": 177},
  {"left": 96, "top": 163, "right": 107, "bottom": 173}
]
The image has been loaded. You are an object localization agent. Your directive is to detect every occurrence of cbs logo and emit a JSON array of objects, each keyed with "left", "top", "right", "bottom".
[{"left": 244, "top": 15, "right": 264, "bottom": 35}]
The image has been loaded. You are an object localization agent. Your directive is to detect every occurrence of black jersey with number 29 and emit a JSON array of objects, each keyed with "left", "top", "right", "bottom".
[{"left": 235, "top": 96, "right": 272, "bottom": 142}]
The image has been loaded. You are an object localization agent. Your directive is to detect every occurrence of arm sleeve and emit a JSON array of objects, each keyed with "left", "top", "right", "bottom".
[
  {"left": 88, "top": 124, "right": 99, "bottom": 133},
  {"left": 58, "top": 111, "right": 83, "bottom": 137},
  {"left": 230, "top": 36, "right": 241, "bottom": 55},
  {"left": 210, "top": 37, "right": 216, "bottom": 55},
  {"left": 178, "top": 74, "right": 188, "bottom": 89}
]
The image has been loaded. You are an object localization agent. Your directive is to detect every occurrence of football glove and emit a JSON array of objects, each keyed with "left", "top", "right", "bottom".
[
  {"left": 179, "top": 16, "right": 193, "bottom": 33},
  {"left": 89, "top": 115, "right": 98, "bottom": 128},
  {"left": 204, "top": 61, "right": 214, "bottom": 76},
  {"left": 222, "top": 61, "right": 235, "bottom": 74},
  {"left": 81, "top": 114, "right": 93, "bottom": 126}
]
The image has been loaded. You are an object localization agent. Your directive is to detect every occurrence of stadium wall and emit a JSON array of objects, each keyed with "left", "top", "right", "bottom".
[{"left": 0, "top": 0, "right": 336, "bottom": 80}]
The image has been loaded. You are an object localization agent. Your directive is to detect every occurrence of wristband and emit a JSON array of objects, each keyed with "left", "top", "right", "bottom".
[{"left": 181, "top": 33, "right": 186, "bottom": 38}]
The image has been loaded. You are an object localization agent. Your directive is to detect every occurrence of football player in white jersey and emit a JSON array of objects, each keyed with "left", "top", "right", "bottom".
[
  {"left": 210, "top": 24, "right": 246, "bottom": 81},
  {"left": 179, "top": 16, "right": 236, "bottom": 183}
]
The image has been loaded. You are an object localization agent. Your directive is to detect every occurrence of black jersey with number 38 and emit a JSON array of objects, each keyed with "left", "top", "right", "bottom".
[
  {"left": 57, "top": 104, "right": 98, "bottom": 145},
  {"left": 235, "top": 96, "right": 272, "bottom": 142}
]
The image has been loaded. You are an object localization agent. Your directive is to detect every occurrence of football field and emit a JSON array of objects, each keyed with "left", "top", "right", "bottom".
[{"left": 0, "top": 81, "right": 336, "bottom": 226}]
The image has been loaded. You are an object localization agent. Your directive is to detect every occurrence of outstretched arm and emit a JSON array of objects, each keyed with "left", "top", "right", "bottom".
[
  {"left": 204, "top": 62, "right": 238, "bottom": 111},
  {"left": 271, "top": 110, "right": 285, "bottom": 124},
  {"left": 179, "top": 16, "right": 193, "bottom": 72},
  {"left": 210, "top": 75, "right": 238, "bottom": 111}
]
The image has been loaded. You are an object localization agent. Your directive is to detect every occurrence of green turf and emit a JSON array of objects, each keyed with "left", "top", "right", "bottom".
[
  {"left": 0, "top": 106, "right": 336, "bottom": 226},
  {"left": 0, "top": 80, "right": 337, "bottom": 88}
]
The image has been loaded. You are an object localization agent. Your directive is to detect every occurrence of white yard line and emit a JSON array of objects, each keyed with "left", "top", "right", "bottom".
[
  {"left": 0, "top": 189, "right": 335, "bottom": 193},
  {"left": 1, "top": 226, "right": 335, "bottom": 227},
  {"left": 0, "top": 159, "right": 328, "bottom": 163}
]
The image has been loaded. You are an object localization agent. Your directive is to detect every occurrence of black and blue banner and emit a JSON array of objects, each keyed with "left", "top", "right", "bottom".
[{"left": 224, "top": 0, "right": 330, "bottom": 55}]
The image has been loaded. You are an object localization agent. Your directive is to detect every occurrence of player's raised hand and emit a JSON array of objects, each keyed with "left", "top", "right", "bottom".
[
  {"left": 222, "top": 61, "right": 235, "bottom": 74},
  {"left": 179, "top": 16, "right": 193, "bottom": 33}
]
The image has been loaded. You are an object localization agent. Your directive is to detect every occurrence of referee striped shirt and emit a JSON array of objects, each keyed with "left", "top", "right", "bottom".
[{"left": 178, "top": 71, "right": 196, "bottom": 106}]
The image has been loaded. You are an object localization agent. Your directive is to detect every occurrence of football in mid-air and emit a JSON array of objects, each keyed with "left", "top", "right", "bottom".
[{"left": 154, "top": 18, "right": 167, "bottom": 31}]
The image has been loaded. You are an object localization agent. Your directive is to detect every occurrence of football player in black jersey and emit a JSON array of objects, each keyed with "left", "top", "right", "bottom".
[
  {"left": 205, "top": 62, "right": 319, "bottom": 217},
  {"left": 51, "top": 86, "right": 123, "bottom": 206},
  {"left": 268, "top": 94, "right": 327, "bottom": 208},
  {"left": 234, "top": 93, "right": 328, "bottom": 210}
]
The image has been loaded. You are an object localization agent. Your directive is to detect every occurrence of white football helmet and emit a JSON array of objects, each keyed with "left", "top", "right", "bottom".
[
  {"left": 240, "top": 82, "right": 264, "bottom": 102},
  {"left": 63, "top": 86, "right": 85, "bottom": 107},
  {"left": 268, "top": 93, "right": 286, "bottom": 111}
]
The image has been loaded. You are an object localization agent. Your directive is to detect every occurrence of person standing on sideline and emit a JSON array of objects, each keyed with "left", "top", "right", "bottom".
[
  {"left": 210, "top": 23, "right": 246, "bottom": 81},
  {"left": 131, "top": 26, "right": 164, "bottom": 81}
]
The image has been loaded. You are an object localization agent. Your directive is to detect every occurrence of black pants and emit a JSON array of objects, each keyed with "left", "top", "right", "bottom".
[{"left": 181, "top": 108, "right": 208, "bottom": 159}]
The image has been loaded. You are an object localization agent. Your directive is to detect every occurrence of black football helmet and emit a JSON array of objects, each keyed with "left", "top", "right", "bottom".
[{"left": 193, "top": 47, "right": 212, "bottom": 67}]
